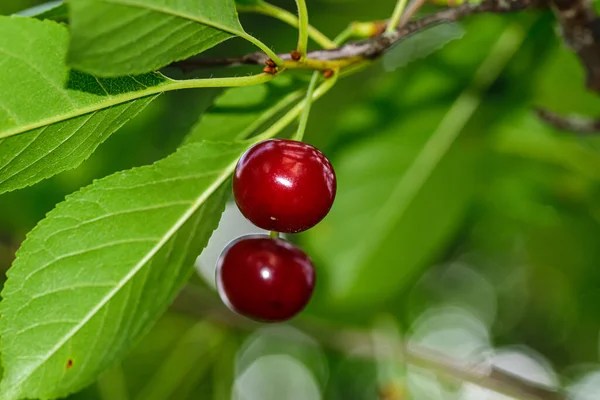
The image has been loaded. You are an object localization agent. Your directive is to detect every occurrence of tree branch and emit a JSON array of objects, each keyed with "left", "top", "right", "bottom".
[
  {"left": 168, "top": 0, "right": 600, "bottom": 136},
  {"left": 169, "top": 0, "right": 544, "bottom": 72},
  {"left": 537, "top": 0, "right": 600, "bottom": 134},
  {"left": 536, "top": 108, "right": 600, "bottom": 133},
  {"left": 172, "top": 285, "right": 565, "bottom": 400},
  {"left": 549, "top": 0, "right": 600, "bottom": 92}
]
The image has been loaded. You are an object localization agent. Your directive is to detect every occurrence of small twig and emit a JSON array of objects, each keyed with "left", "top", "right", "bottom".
[
  {"left": 535, "top": 0, "right": 600, "bottom": 134},
  {"left": 169, "top": 0, "right": 600, "bottom": 139},
  {"left": 405, "top": 345, "right": 565, "bottom": 400},
  {"left": 536, "top": 108, "right": 600, "bottom": 133},
  {"left": 549, "top": 0, "right": 600, "bottom": 91},
  {"left": 172, "top": 285, "right": 565, "bottom": 400},
  {"left": 167, "top": 54, "right": 268, "bottom": 72},
  {"left": 293, "top": 71, "right": 322, "bottom": 141}
]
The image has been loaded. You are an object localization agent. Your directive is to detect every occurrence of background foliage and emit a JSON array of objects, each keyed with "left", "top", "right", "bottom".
[{"left": 1, "top": 0, "right": 600, "bottom": 398}]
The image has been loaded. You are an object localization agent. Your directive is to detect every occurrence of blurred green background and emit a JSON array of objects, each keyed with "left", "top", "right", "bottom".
[{"left": 2, "top": 0, "right": 600, "bottom": 398}]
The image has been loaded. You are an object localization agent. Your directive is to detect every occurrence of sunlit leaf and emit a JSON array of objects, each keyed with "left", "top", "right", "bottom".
[{"left": 0, "top": 17, "right": 167, "bottom": 194}]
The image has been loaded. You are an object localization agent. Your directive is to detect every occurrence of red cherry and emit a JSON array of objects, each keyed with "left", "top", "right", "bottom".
[
  {"left": 233, "top": 139, "right": 336, "bottom": 233},
  {"left": 216, "top": 236, "right": 315, "bottom": 322}
]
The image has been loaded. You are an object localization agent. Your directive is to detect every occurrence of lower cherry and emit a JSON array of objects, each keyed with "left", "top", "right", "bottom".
[{"left": 216, "top": 235, "right": 315, "bottom": 322}]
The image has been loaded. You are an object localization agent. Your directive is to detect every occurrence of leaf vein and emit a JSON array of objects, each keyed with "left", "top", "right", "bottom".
[
  {"left": 84, "top": 14, "right": 178, "bottom": 60},
  {"left": 0, "top": 126, "right": 48, "bottom": 174},
  {"left": 15, "top": 282, "right": 118, "bottom": 316},
  {"left": 15, "top": 320, "right": 80, "bottom": 336},
  {"left": 23, "top": 238, "right": 160, "bottom": 284},
  {"left": 94, "top": 170, "right": 223, "bottom": 191},
  {"left": 0, "top": 113, "right": 97, "bottom": 183},
  {"left": 0, "top": 47, "right": 75, "bottom": 108},
  {"left": 7, "top": 154, "right": 239, "bottom": 392},
  {"left": 44, "top": 200, "right": 193, "bottom": 244}
]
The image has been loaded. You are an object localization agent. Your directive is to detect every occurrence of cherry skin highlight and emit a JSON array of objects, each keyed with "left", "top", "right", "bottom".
[
  {"left": 233, "top": 139, "right": 336, "bottom": 233},
  {"left": 216, "top": 236, "right": 316, "bottom": 322}
]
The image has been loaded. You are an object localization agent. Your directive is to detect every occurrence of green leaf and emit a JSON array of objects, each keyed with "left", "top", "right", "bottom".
[
  {"left": 0, "top": 140, "right": 250, "bottom": 400},
  {"left": 304, "top": 107, "right": 479, "bottom": 310},
  {"left": 0, "top": 16, "right": 166, "bottom": 194},
  {"left": 69, "top": 0, "right": 254, "bottom": 76}
]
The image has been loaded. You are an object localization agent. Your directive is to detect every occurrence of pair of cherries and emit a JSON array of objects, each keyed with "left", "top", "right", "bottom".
[{"left": 216, "top": 139, "right": 336, "bottom": 322}]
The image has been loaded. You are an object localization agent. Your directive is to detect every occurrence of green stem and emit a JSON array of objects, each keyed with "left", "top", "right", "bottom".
[
  {"left": 0, "top": 73, "right": 277, "bottom": 141},
  {"left": 237, "top": 4, "right": 336, "bottom": 49},
  {"left": 252, "top": 74, "right": 339, "bottom": 143},
  {"left": 386, "top": 0, "right": 410, "bottom": 33},
  {"left": 293, "top": 72, "right": 321, "bottom": 141},
  {"left": 237, "top": 89, "right": 305, "bottom": 140},
  {"left": 269, "top": 231, "right": 280, "bottom": 239},
  {"left": 295, "top": 0, "right": 310, "bottom": 56},
  {"left": 339, "top": 60, "right": 372, "bottom": 77},
  {"left": 240, "top": 33, "right": 284, "bottom": 66},
  {"left": 165, "top": 73, "right": 275, "bottom": 91},
  {"left": 333, "top": 25, "right": 355, "bottom": 45}
]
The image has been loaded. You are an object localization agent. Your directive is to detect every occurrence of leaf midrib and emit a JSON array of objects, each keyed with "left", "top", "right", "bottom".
[
  {"left": 0, "top": 72, "right": 275, "bottom": 141},
  {"left": 0, "top": 87, "right": 164, "bottom": 140},
  {"left": 4, "top": 155, "right": 241, "bottom": 397}
]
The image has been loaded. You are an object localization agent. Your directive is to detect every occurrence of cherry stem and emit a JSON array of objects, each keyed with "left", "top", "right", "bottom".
[
  {"left": 238, "top": 3, "right": 336, "bottom": 49},
  {"left": 295, "top": 0, "right": 310, "bottom": 57},
  {"left": 251, "top": 73, "right": 339, "bottom": 144},
  {"left": 293, "top": 71, "right": 321, "bottom": 142},
  {"left": 269, "top": 231, "right": 280, "bottom": 239},
  {"left": 386, "top": 0, "right": 410, "bottom": 33}
]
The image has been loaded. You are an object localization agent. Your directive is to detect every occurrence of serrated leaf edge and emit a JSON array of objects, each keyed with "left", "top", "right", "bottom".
[{"left": 0, "top": 144, "right": 243, "bottom": 399}]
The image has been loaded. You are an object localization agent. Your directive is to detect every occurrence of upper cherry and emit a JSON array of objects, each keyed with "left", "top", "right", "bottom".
[
  {"left": 216, "top": 235, "right": 316, "bottom": 322},
  {"left": 233, "top": 139, "right": 336, "bottom": 233}
]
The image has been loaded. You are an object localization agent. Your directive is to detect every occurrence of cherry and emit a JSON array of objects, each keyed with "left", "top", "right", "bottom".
[
  {"left": 233, "top": 139, "right": 336, "bottom": 233},
  {"left": 216, "top": 235, "right": 315, "bottom": 322}
]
